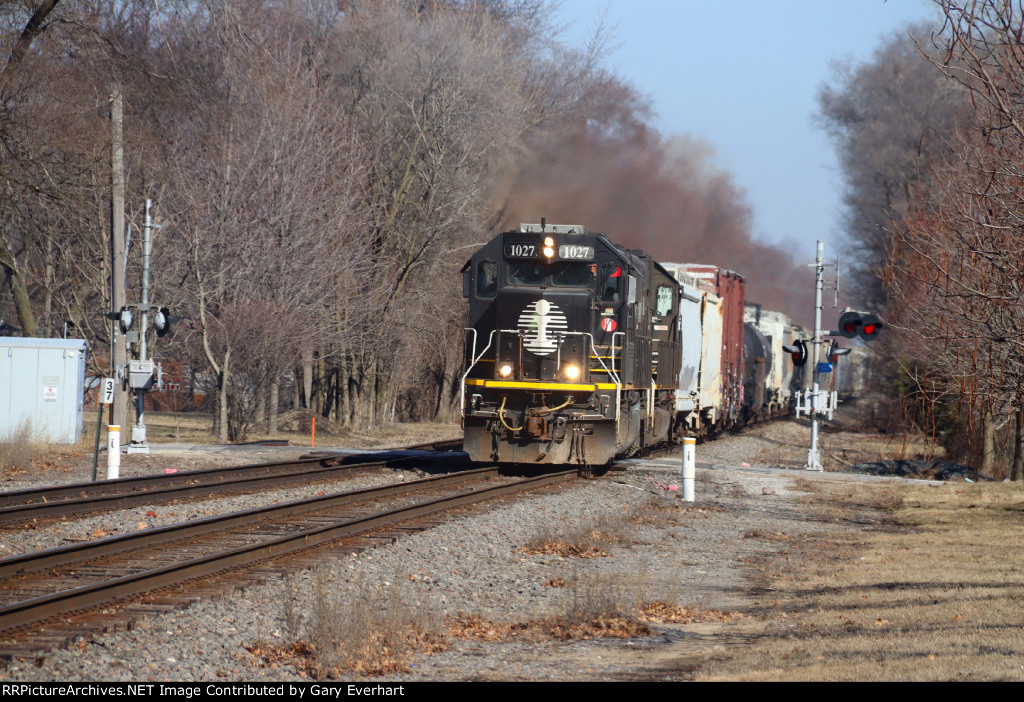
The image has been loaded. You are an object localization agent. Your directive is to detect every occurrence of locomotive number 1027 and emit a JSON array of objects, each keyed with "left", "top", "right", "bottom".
[
  {"left": 503, "top": 242, "right": 595, "bottom": 261},
  {"left": 504, "top": 243, "right": 538, "bottom": 258}
]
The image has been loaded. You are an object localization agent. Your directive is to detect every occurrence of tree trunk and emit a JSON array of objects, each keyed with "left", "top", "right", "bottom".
[
  {"left": 316, "top": 345, "right": 326, "bottom": 415},
  {"left": 981, "top": 409, "right": 996, "bottom": 477},
  {"left": 0, "top": 231, "right": 38, "bottom": 336},
  {"left": 435, "top": 351, "right": 462, "bottom": 423},
  {"left": 340, "top": 361, "right": 351, "bottom": 428},
  {"left": 217, "top": 349, "right": 231, "bottom": 443},
  {"left": 1012, "top": 406, "right": 1024, "bottom": 482},
  {"left": 301, "top": 347, "right": 313, "bottom": 409},
  {"left": 255, "top": 385, "right": 266, "bottom": 427},
  {"left": 269, "top": 377, "right": 279, "bottom": 435},
  {"left": 323, "top": 366, "right": 338, "bottom": 421},
  {"left": 44, "top": 237, "right": 53, "bottom": 336}
]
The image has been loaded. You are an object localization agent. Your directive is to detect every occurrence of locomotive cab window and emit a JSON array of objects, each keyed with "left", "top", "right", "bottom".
[
  {"left": 655, "top": 284, "right": 674, "bottom": 317},
  {"left": 599, "top": 263, "right": 623, "bottom": 302},
  {"left": 477, "top": 260, "right": 497, "bottom": 298}
]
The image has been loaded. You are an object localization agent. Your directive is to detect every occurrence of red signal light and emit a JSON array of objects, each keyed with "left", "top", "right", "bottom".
[
  {"left": 837, "top": 311, "right": 882, "bottom": 341},
  {"left": 859, "top": 314, "right": 882, "bottom": 340},
  {"left": 838, "top": 311, "right": 861, "bottom": 339},
  {"left": 782, "top": 340, "right": 808, "bottom": 367}
]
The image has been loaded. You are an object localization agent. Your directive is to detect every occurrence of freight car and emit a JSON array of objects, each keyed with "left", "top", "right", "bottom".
[
  {"left": 460, "top": 223, "right": 804, "bottom": 465},
  {"left": 744, "top": 304, "right": 800, "bottom": 421},
  {"left": 660, "top": 263, "right": 746, "bottom": 437}
]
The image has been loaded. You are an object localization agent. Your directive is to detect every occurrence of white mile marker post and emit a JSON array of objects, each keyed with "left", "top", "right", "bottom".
[
  {"left": 107, "top": 425, "right": 121, "bottom": 480},
  {"left": 682, "top": 437, "right": 696, "bottom": 502}
]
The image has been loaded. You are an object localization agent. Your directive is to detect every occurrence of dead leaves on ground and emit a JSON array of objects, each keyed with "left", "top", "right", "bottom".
[
  {"left": 519, "top": 537, "right": 609, "bottom": 559},
  {"left": 247, "top": 625, "right": 449, "bottom": 679},
  {"left": 447, "top": 612, "right": 651, "bottom": 643},
  {"left": 640, "top": 601, "right": 744, "bottom": 624},
  {"left": 248, "top": 603, "right": 744, "bottom": 679}
]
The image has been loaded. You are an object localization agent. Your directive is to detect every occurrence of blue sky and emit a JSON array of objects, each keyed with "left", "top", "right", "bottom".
[{"left": 553, "top": 0, "right": 941, "bottom": 263}]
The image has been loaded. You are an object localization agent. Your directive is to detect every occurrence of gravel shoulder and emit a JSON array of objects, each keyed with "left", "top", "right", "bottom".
[{"left": 0, "top": 415, "right": 938, "bottom": 682}]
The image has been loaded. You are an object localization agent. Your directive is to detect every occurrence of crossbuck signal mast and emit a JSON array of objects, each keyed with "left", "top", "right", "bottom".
[
  {"left": 805, "top": 242, "right": 840, "bottom": 469},
  {"left": 787, "top": 241, "right": 842, "bottom": 471},
  {"left": 785, "top": 241, "right": 882, "bottom": 470}
]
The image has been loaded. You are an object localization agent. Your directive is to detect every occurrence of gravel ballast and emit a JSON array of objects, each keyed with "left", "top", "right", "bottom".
[{"left": 0, "top": 424, "right": 929, "bottom": 682}]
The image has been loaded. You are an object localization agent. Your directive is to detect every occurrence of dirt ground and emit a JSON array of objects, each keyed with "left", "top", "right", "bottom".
[
  {"left": 693, "top": 478, "right": 1024, "bottom": 681},
  {"left": 0, "top": 411, "right": 462, "bottom": 485},
  {"left": 4, "top": 410, "right": 1022, "bottom": 681}
]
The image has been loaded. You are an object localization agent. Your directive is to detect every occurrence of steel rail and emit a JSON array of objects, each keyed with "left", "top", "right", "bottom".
[
  {"left": 0, "top": 467, "right": 574, "bottom": 632},
  {"left": 0, "top": 466, "right": 498, "bottom": 579},
  {"left": 0, "top": 441, "right": 464, "bottom": 525}
]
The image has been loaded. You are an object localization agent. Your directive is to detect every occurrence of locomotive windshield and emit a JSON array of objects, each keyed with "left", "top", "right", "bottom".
[
  {"left": 552, "top": 262, "right": 596, "bottom": 286},
  {"left": 508, "top": 263, "right": 547, "bottom": 285},
  {"left": 508, "top": 261, "right": 596, "bottom": 287}
]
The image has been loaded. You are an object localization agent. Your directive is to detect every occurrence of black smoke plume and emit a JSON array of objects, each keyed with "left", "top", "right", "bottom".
[{"left": 492, "top": 124, "right": 812, "bottom": 321}]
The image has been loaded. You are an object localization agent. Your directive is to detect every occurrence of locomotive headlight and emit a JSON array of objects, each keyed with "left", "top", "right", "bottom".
[
  {"left": 499, "top": 363, "right": 514, "bottom": 378},
  {"left": 544, "top": 236, "right": 555, "bottom": 247},
  {"left": 543, "top": 246, "right": 555, "bottom": 258},
  {"left": 563, "top": 364, "right": 580, "bottom": 380}
]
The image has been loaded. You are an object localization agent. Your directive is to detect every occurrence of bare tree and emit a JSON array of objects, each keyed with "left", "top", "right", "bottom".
[
  {"left": 885, "top": 0, "right": 1024, "bottom": 479},
  {"left": 818, "top": 21, "right": 962, "bottom": 310},
  {"left": 319, "top": 1, "right": 555, "bottom": 428},
  {"left": 154, "top": 1, "right": 372, "bottom": 441},
  {"left": 0, "top": 0, "right": 69, "bottom": 336}
]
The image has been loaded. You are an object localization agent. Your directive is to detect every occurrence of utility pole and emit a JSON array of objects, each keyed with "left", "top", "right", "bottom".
[{"left": 110, "top": 84, "right": 127, "bottom": 430}]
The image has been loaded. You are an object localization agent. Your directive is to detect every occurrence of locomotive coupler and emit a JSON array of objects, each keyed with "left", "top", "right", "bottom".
[
  {"left": 552, "top": 416, "right": 567, "bottom": 440},
  {"left": 525, "top": 414, "right": 547, "bottom": 439}
]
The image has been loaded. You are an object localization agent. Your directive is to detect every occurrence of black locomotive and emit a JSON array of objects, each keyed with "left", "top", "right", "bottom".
[{"left": 461, "top": 222, "right": 680, "bottom": 464}]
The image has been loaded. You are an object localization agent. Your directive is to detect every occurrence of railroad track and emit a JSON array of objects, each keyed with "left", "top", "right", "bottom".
[
  {"left": 0, "top": 464, "right": 573, "bottom": 662},
  {"left": 0, "top": 439, "right": 466, "bottom": 526}
]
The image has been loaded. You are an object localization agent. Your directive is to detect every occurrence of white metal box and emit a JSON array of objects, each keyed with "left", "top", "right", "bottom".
[{"left": 0, "top": 337, "right": 87, "bottom": 443}]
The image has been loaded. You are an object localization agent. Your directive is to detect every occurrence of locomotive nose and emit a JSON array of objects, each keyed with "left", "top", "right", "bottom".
[{"left": 496, "top": 289, "right": 592, "bottom": 381}]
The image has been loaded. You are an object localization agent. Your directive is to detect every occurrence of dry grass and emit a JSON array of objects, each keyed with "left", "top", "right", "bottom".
[
  {"left": 250, "top": 567, "right": 448, "bottom": 679},
  {"left": 0, "top": 422, "right": 39, "bottom": 475},
  {"left": 252, "top": 568, "right": 690, "bottom": 678},
  {"left": 448, "top": 611, "right": 652, "bottom": 642},
  {"left": 450, "top": 571, "right": 654, "bottom": 642},
  {"left": 520, "top": 533, "right": 611, "bottom": 559},
  {"left": 699, "top": 480, "right": 1024, "bottom": 681},
  {"left": 135, "top": 411, "right": 460, "bottom": 448},
  {"left": 448, "top": 575, "right": 743, "bottom": 645},
  {"left": 0, "top": 421, "right": 92, "bottom": 477},
  {"left": 141, "top": 412, "right": 221, "bottom": 445},
  {"left": 519, "top": 512, "right": 639, "bottom": 559},
  {"left": 748, "top": 418, "right": 946, "bottom": 471}
]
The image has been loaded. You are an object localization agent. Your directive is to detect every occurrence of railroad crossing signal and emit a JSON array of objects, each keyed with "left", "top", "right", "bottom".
[
  {"left": 860, "top": 314, "right": 882, "bottom": 340},
  {"left": 828, "top": 340, "right": 852, "bottom": 364},
  {"left": 153, "top": 307, "right": 181, "bottom": 337},
  {"left": 783, "top": 339, "right": 809, "bottom": 367},
  {"left": 836, "top": 310, "right": 883, "bottom": 341}
]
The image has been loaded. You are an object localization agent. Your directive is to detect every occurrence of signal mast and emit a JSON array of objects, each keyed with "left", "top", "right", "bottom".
[{"left": 784, "top": 241, "right": 882, "bottom": 470}]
